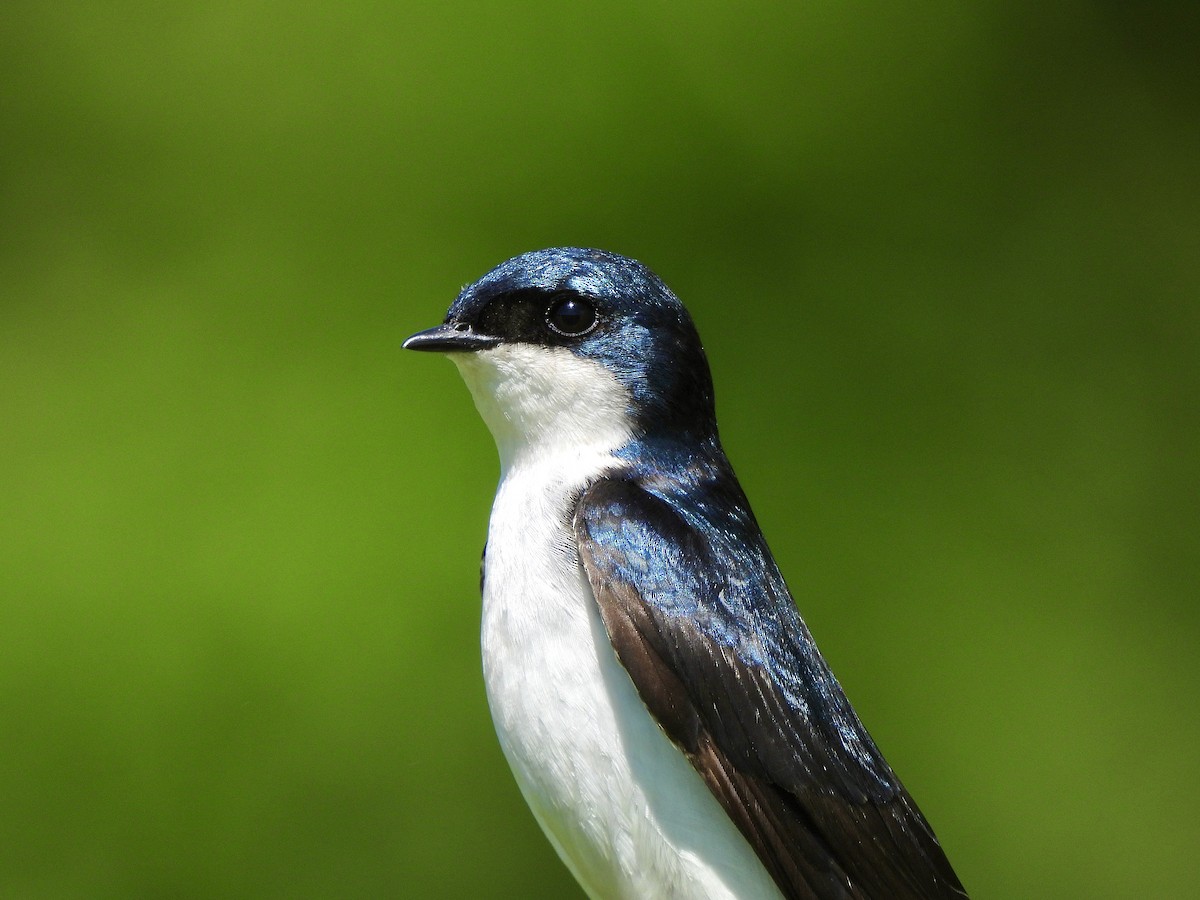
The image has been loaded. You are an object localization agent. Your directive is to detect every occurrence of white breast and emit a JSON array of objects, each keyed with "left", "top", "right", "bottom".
[{"left": 453, "top": 346, "right": 782, "bottom": 900}]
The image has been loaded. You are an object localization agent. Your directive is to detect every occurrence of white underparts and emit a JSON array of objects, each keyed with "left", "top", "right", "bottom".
[{"left": 450, "top": 345, "right": 782, "bottom": 899}]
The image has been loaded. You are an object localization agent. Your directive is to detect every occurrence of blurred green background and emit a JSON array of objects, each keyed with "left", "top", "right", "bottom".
[{"left": 2, "top": 2, "right": 1197, "bottom": 897}]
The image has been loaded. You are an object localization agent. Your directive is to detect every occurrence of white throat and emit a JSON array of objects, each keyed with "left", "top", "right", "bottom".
[{"left": 451, "top": 343, "right": 635, "bottom": 476}]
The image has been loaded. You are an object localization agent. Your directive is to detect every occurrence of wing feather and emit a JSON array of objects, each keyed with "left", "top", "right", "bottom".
[{"left": 574, "top": 476, "right": 967, "bottom": 900}]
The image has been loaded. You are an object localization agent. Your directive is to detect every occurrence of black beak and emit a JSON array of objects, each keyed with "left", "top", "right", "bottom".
[{"left": 402, "top": 322, "right": 499, "bottom": 353}]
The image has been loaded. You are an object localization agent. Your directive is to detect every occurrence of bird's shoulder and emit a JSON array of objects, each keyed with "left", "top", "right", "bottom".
[
  {"left": 572, "top": 466, "right": 967, "bottom": 899},
  {"left": 572, "top": 466, "right": 897, "bottom": 799}
]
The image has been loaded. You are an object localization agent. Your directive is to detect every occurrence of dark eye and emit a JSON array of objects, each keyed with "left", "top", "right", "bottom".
[{"left": 545, "top": 295, "right": 597, "bottom": 337}]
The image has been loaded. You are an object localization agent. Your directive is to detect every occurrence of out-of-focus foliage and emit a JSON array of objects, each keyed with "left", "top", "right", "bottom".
[{"left": 2, "top": 2, "right": 1197, "bottom": 897}]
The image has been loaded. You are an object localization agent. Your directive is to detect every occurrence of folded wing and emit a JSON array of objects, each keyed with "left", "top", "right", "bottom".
[{"left": 574, "top": 476, "right": 967, "bottom": 900}]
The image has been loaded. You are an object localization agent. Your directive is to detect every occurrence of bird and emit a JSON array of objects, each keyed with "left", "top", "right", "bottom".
[{"left": 403, "top": 247, "right": 967, "bottom": 899}]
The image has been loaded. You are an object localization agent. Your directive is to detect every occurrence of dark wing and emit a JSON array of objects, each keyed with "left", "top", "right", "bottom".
[
  {"left": 574, "top": 476, "right": 967, "bottom": 900},
  {"left": 480, "top": 541, "right": 488, "bottom": 595}
]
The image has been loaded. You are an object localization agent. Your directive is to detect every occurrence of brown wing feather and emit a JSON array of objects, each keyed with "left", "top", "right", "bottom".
[{"left": 575, "top": 477, "right": 968, "bottom": 900}]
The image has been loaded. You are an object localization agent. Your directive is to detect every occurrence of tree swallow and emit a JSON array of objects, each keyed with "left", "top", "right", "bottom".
[{"left": 404, "top": 248, "right": 967, "bottom": 899}]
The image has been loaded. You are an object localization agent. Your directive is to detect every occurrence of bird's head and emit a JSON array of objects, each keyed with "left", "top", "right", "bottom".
[{"left": 405, "top": 248, "right": 717, "bottom": 472}]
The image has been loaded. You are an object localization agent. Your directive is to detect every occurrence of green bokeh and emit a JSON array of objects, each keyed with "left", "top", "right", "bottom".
[{"left": 2, "top": 2, "right": 1197, "bottom": 897}]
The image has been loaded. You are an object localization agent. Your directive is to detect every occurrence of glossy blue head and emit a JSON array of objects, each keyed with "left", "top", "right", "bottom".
[{"left": 405, "top": 248, "right": 718, "bottom": 442}]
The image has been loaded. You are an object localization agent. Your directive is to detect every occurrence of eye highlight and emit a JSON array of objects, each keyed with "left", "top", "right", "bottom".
[{"left": 545, "top": 295, "right": 598, "bottom": 337}]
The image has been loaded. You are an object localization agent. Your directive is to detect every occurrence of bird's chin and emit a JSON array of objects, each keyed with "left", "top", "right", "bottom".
[{"left": 450, "top": 345, "right": 635, "bottom": 476}]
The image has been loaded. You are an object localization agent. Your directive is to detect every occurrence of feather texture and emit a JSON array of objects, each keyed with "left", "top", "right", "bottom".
[{"left": 575, "top": 472, "right": 967, "bottom": 900}]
